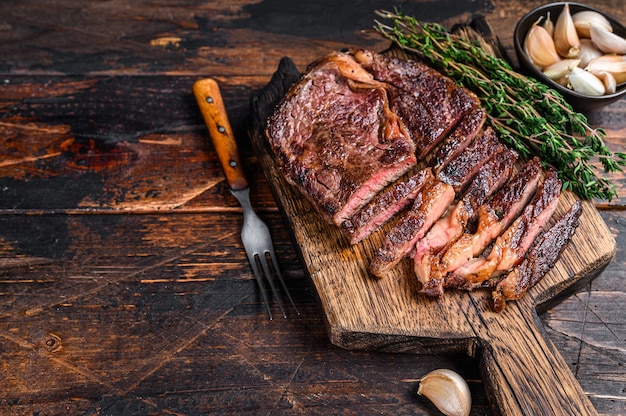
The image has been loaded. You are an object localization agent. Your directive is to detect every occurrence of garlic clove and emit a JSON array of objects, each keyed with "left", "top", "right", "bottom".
[
  {"left": 542, "top": 12, "right": 554, "bottom": 37},
  {"left": 589, "top": 22, "right": 626, "bottom": 54},
  {"left": 594, "top": 71, "right": 617, "bottom": 94},
  {"left": 568, "top": 66, "right": 606, "bottom": 96},
  {"left": 543, "top": 58, "right": 581, "bottom": 80},
  {"left": 417, "top": 369, "right": 471, "bottom": 416},
  {"left": 554, "top": 75, "right": 570, "bottom": 88},
  {"left": 585, "top": 54, "right": 626, "bottom": 83},
  {"left": 578, "top": 38, "right": 603, "bottom": 68},
  {"left": 554, "top": 3, "right": 581, "bottom": 58},
  {"left": 525, "top": 24, "right": 561, "bottom": 68},
  {"left": 572, "top": 10, "right": 612, "bottom": 38}
]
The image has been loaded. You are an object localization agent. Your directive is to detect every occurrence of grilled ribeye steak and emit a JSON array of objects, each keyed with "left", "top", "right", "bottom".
[
  {"left": 266, "top": 50, "right": 417, "bottom": 225},
  {"left": 264, "top": 49, "right": 580, "bottom": 311}
]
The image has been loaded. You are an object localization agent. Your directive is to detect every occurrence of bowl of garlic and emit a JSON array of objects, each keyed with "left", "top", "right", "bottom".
[{"left": 514, "top": 2, "right": 626, "bottom": 112}]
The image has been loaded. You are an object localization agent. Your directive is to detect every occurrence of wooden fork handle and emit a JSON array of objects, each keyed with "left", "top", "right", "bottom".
[{"left": 193, "top": 78, "right": 249, "bottom": 191}]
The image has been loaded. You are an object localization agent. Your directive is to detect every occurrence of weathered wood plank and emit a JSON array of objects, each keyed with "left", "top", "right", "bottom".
[
  {"left": 0, "top": 0, "right": 625, "bottom": 414},
  {"left": 0, "top": 75, "right": 279, "bottom": 212},
  {"left": 0, "top": 211, "right": 489, "bottom": 415}
]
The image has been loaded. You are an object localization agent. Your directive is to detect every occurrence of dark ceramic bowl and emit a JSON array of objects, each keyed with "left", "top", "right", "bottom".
[{"left": 514, "top": 2, "right": 626, "bottom": 113}]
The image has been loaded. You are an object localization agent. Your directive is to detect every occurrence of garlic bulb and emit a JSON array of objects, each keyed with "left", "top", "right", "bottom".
[
  {"left": 417, "top": 369, "right": 471, "bottom": 416},
  {"left": 554, "top": 3, "right": 581, "bottom": 58},
  {"left": 589, "top": 22, "right": 626, "bottom": 54},
  {"left": 568, "top": 66, "right": 606, "bottom": 96},
  {"left": 572, "top": 10, "right": 612, "bottom": 38},
  {"left": 525, "top": 24, "right": 561, "bottom": 68}
]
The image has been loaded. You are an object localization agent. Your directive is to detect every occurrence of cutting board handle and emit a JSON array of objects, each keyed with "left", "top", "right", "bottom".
[{"left": 477, "top": 295, "right": 597, "bottom": 415}]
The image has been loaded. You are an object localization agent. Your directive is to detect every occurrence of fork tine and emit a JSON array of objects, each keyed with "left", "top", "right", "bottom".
[
  {"left": 246, "top": 250, "right": 274, "bottom": 320},
  {"left": 266, "top": 247, "right": 300, "bottom": 316},
  {"left": 257, "top": 251, "right": 287, "bottom": 319}
]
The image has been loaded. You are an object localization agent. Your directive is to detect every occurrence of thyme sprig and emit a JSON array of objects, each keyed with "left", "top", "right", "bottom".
[{"left": 375, "top": 9, "right": 626, "bottom": 201}]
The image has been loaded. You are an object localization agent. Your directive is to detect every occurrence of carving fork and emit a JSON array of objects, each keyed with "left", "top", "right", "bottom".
[{"left": 193, "top": 78, "right": 299, "bottom": 319}]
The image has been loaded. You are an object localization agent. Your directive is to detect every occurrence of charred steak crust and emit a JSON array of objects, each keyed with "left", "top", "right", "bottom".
[
  {"left": 437, "top": 127, "right": 505, "bottom": 193},
  {"left": 341, "top": 168, "right": 434, "bottom": 244},
  {"left": 433, "top": 107, "right": 487, "bottom": 173},
  {"left": 415, "top": 147, "right": 518, "bottom": 297},
  {"left": 445, "top": 170, "right": 562, "bottom": 291},
  {"left": 354, "top": 50, "right": 480, "bottom": 158},
  {"left": 492, "top": 200, "right": 583, "bottom": 312},
  {"left": 370, "top": 179, "right": 455, "bottom": 278}
]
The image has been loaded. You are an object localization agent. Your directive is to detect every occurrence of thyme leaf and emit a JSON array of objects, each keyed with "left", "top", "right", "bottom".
[{"left": 374, "top": 9, "right": 625, "bottom": 201}]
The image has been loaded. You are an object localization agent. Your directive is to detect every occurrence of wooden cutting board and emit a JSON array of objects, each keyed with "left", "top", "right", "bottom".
[{"left": 248, "top": 54, "right": 616, "bottom": 415}]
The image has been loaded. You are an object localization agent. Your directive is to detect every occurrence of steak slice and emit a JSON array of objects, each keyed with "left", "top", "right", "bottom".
[
  {"left": 437, "top": 127, "right": 505, "bottom": 193},
  {"left": 266, "top": 50, "right": 417, "bottom": 225},
  {"left": 432, "top": 107, "right": 487, "bottom": 174},
  {"left": 416, "top": 147, "right": 517, "bottom": 297},
  {"left": 446, "top": 170, "right": 562, "bottom": 291},
  {"left": 341, "top": 168, "right": 434, "bottom": 244},
  {"left": 370, "top": 179, "right": 455, "bottom": 278},
  {"left": 354, "top": 49, "right": 480, "bottom": 158},
  {"left": 492, "top": 200, "right": 582, "bottom": 312},
  {"left": 438, "top": 157, "right": 543, "bottom": 277}
]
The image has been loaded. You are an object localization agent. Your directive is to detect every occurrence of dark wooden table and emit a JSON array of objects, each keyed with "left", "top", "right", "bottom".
[{"left": 1, "top": 1, "right": 624, "bottom": 415}]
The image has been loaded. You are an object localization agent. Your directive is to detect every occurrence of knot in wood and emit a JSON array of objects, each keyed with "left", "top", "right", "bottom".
[{"left": 44, "top": 333, "right": 62, "bottom": 353}]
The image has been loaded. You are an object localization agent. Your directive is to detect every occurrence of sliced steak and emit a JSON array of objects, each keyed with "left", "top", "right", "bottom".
[
  {"left": 432, "top": 107, "right": 487, "bottom": 174},
  {"left": 437, "top": 127, "right": 505, "bottom": 193},
  {"left": 266, "top": 50, "right": 417, "bottom": 225},
  {"left": 437, "top": 157, "right": 543, "bottom": 278},
  {"left": 341, "top": 168, "right": 434, "bottom": 244},
  {"left": 446, "top": 170, "right": 562, "bottom": 290},
  {"left": 354, "top": 49, "right": 480, "bottom": 158},
  {"left": 492, "top": 200, "right": 582, "bottom": 312},
  {"left": 416, "top": 148, "right": 518, "bottom": 296},
  {"left": 370, "top": 179, "right": 455, "bottom": 278}
]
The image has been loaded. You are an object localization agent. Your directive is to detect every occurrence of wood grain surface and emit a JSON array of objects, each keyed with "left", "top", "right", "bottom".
[{"left": 1, "top": 1, "right": 625, "bottom": 415}]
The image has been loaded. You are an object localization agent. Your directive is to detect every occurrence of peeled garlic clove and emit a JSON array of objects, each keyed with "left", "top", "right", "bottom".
[
  {"left": 578, "top": 38, "right": 603, "bottom": 67},
  {"left": 525, "top": 24, "right": 561, "bottom": 68},
  {"left": 589, "top": 22, "right": 626, "bottom": 54},
  {"left": 554, "top": 3, "right": 581, "bottom": 58},
  {"left": 572, "top": 10, "right": 612, "bottom": 38},
  {"left": 542, "top": 12, "right": 554, "bottom": 37},
  {"left": 595, "top": 71, "right": 617, "bottom": 94},
  {"left": 417, "top": 369, "right": 471, "bottom": 416},
  {"left": 543, "top": 58, "right": 581, "bottom": 80},
  {"left": 586, "top": 54, "right": 626, "bottom": 83},
  {"left": 568, "top": 66, "right": 606, "bottom": 96}
]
